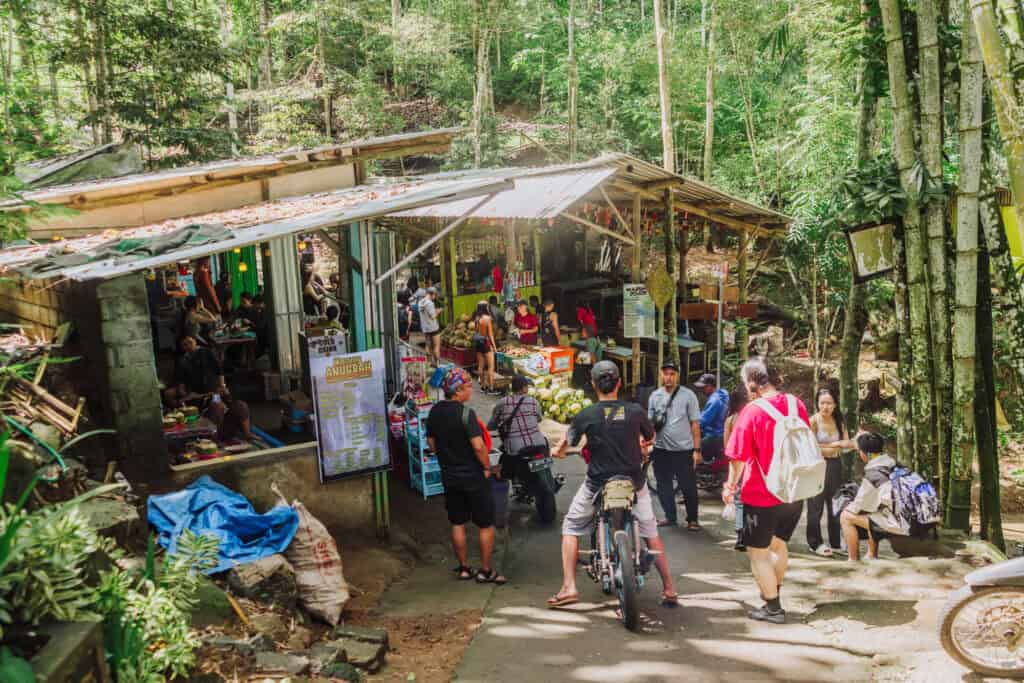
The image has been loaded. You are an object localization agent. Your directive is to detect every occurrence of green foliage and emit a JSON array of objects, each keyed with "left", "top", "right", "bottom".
[{"left": 97, "top": 530, "right": 218, "bottom": 682}]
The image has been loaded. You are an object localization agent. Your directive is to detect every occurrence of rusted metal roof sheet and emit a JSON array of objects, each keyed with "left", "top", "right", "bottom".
[
  {"left": 1, "top": 128, "right": 461, "bottom": 209},
  {"left": 0, "top": 175, "right": 509, "bottom": 281},
  {"left": 392, "top": 166, "right": 617, "bottom": 220}
]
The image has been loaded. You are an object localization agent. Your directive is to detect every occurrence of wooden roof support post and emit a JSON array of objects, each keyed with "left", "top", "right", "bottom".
[
  {"left": 632, "top": 193, "right": 642, "bottom": 390},
  {"left": 664, "top": 188, "right": 679, "bottom": 366},
  {"left": 506, "top": 220, "right": 517, "bottom": 270},
  {"left": 738, "top": 229, "right": 750, "bottom": 360}
]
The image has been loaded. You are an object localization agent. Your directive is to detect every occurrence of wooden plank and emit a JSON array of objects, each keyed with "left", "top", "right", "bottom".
[
  {"left": 169, "top": 441, "right": 317, "bottom": 473},
  {"left": 598, "top": 186, "right": 632, "bottom": 235}
]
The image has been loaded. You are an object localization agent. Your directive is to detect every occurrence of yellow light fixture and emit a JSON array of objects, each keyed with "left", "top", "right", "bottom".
[
  {"left": 233, "top": 247, "right": 241, "bottom": 254},
  {"left": 238, "top": 262, "right": 249, "bottom": 273},
  {"left": 52, "top": 235, "right": 63, "bottom": 242},
  {"left": 264, "top": 249, "right": 271, "bottom": 256},
  {"left": 297, "top": 241, "right": 307, "bottom": 251}
]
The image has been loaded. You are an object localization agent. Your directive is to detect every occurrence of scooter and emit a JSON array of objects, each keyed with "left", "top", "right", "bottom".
[
  {"left": 695, "top": 450, "right": 730, "bottom": 493},
  {"left": 496, "top": 438, "right": 565, "bottom": 524},
  {"left": 938, "top": 555, "right": 1024, "bottom": 678}
]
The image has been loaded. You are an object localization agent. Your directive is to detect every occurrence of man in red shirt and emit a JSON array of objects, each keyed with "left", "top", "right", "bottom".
[
  {"left": 723, "top": 357, "right": 809, "bottom": 624},
  {"left": 513, "top": 300, "right": 539, "bottom": 345}
]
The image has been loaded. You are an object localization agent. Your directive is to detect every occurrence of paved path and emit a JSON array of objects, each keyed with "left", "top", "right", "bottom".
[{"left": 382, "top": 383, "right": 984, "bottom": 682}]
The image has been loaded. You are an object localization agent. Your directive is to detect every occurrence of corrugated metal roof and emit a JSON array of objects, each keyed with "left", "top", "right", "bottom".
[
  {"left": 393, "top": 166, "right": 616, "bottom": 220},
  {"left": 385, "top": 153, "right": 791, "bottom": 232},
  {"left": 0, "top": 176, "right": 509, "bottom": 281}
]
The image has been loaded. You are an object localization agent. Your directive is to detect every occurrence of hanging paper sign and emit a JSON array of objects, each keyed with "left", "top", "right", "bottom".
[
  {"left": 645, "top": 266, "right": 675, "bottom": 309},
  {"left": 623, "top": 283, "right": 657, "bottom": 339},
  {"left": 311, "top": 348, "right": 389, "bottom": 482}
]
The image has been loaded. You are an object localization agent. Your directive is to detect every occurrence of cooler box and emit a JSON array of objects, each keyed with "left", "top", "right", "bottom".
[{"left": 540, "top": 347, "right": 574, "bottom": 374}]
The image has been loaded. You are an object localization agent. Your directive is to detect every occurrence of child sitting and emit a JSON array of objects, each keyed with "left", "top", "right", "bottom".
[{"left": 838, "top": 432, "right": 908, "bottom": 561}]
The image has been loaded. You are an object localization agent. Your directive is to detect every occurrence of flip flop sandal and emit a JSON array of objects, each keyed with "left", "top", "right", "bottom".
[
  {"left": 547, "top": 592, "right": 580, "bottom": 608},
  {"left": 812, "top": 544, "right": 834, "bottom": 558},
  {"left": 453, "top": 565, "right": 474, "bottom": 580},
  {"left": 661, "top": 593, "right": 680, "bottom": 608},
  {"left": 475, "top": 568, "right": 508, "bottom": 585},
  {"left": 687, "top": 522, "right": 702, "bottom": 532}
]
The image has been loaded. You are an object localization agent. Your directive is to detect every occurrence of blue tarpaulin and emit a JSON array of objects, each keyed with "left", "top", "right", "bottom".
[{"left": 147, "top": 476, "right": 299, "bottom": 574}]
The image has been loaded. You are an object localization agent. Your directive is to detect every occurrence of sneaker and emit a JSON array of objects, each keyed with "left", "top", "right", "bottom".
[
  {"left": 748, "top": 605, "right": 786, "bottom": 624},
  {"left": 734, "top": 539, "right": 746, "bottom": 552}
]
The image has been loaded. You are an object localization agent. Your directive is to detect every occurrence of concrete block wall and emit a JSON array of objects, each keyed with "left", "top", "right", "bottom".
[
  {"left": 93, "top": 274, "right": 167, "bottom": 472},
  {"left": 0, "top": 277, "right": 76, "bottom": 339}
]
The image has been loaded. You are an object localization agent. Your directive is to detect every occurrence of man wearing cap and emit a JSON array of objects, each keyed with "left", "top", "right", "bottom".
[
  {"left": 695, "top": 373, "right": 729, "bottom": 464},
  {"left": 420, "top": 286, "right": 442, "bottom": 367},
  {"left": 549, "top": 361, "right": 678, "bottom": 607},
  {"left": 427, "top": 367, "right": 507, "bottom": 585},
  {"left": 648, "top": 360, "right": 703, "bottom": 531}
]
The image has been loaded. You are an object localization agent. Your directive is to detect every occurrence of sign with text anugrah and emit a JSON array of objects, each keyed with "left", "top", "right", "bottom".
[{"left": 311, "top": 347, "right": 389, "bottom": 482}]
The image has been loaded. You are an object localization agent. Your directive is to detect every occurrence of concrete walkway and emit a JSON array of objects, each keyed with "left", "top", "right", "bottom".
[{"left": 380, "top": 381, "right": 992, "bottom": 682}]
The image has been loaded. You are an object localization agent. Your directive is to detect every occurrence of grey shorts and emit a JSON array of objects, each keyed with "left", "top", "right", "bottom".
[{"left": 561, "top": 478, "right": 659, "bottom": 539}]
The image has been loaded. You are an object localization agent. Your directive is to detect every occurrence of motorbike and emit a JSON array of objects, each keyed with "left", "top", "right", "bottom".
[
  {"left": 645, "top": 450, "right": 729, "bottom": 497},
  {"left": 496, "top": 437, "right": 565, "bottom": 524},
  {"left": 938, "top": 555, "right": 1024, "bottom": 678},
  {"left": 583, "top": 475, "right": 658, "bottom": 631}
]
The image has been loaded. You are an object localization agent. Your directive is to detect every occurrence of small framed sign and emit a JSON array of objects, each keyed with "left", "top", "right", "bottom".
[{"left": 844, "top": 220, "right": 898, "bottom": 283}]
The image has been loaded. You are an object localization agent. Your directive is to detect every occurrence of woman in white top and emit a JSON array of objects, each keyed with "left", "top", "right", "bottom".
[{"left": 805, "top": 387, "right": 857, "bottom": 557}]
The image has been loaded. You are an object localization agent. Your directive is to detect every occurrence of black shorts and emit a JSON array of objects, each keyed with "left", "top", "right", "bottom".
[
  {"left": 425, "top": 330, "right": 441, "bottom": 340},
  {"left": 444, "top": 481, "right": 495, "bottom": 528},
  {"left": 743, "top": 501, "right": 804, "bottom": 549},
  {"left": 474, "top": 336, "right": 490, "bottom": 353}
]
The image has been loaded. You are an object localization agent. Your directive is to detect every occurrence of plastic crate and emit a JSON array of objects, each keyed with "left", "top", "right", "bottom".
[{"left": 441, "top": 345, "right": 476, "bottom": 367}]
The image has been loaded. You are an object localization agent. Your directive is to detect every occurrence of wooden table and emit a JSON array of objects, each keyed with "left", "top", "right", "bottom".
[{"left": 211, "top": 331, "right": 258, "bottom": 368}]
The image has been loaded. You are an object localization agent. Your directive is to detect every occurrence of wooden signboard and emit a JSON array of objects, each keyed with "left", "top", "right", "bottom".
[{"left": 680, "top": 303, "right": 757, "bottom": 320}]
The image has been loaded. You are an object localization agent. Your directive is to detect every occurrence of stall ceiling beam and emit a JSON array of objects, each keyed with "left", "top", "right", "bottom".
[
  {"left": 561, "top": 211, "right": 636, "bottom": 246},
  {"left": 610, "top": 180, "right": 659, "bottom": 202},
  {"left": 673, "top": 198, "right": 783, "bottom": 237},
  {"left": 641, "top": 179, "right": 683, "bottom": 192},
  {"left": 373, "top": 193, "right": 498, "bottom": 286},
  {"left": 599, "top": 186, "right": 633, "bottom": 238}
]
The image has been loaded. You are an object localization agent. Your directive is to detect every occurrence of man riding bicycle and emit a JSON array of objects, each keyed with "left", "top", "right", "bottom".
[{"left": 548, "top": 361, "right": 679, "bottom": 608}]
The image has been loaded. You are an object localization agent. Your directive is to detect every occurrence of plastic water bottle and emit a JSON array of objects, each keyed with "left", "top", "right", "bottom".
[{"left": 721, "top": 503, "right": 736, "bottom": 521}]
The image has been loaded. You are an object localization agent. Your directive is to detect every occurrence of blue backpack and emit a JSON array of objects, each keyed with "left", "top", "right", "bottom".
[{"left": 889, "top": 466, "right": 942, "bottom": 536}]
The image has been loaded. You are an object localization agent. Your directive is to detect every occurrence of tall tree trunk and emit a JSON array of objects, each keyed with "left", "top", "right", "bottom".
[
  {"left": 316, "top": 0, "right": 331, "bottom": 138},
  {"left": 918, "top": 0, "right": 952, "bottom": 487},
  {"left": 567, "top": 0, "right": 577, "bottom": 161},
  {"left": 259, "top": 0, "right": 272, "bottom": 101},
  {"left": 220, "top": 0, "right": 238, "bottom": 155},
  {"left": 471, "top": 7, "right": 494, "bottom": 169},
  {"left": 975, "top": 243, "right": 1005, "bottom": 551},
  {"left": 653, "top": 0, "right": 674, "bottom": 173},
  {"left": 840, "top": 0, "right": 879, "bottom": 437},
  {"left": 702, "top": 0, "right": 715, "bottom": 251},
  {"left": 71, "top": 0, "right": 100, "bottom": 145},
  {"left": 979, "top": 187, "right": 1024, "bottom": 429},
  {"left": 880, "top": 0, "right": 934, "bottom": 475},
  {"left": 811, "top": 261, "right": 821, "bottom": 396},
  {"left": 91, "top": 0, "right": 112, "bottom": 144},
  {"left": 971, "top": 0, "right": 1024, "bottom": 235},
  {"left": 947, "top": 0, "right": 983, "bottom": 530},
  {"left": 392, "top": 0, "right": 401, "bottom": 97}
]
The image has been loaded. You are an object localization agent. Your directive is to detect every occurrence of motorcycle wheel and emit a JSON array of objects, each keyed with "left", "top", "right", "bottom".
[
  {"left": 613, "top": 529, "right": 639, "bottom": 631},
  {"left": 939, "top": 584, "right": 1024, "bottom": 679},
  {"left": 534, "top": 487, "right": 557, "bottom": 524}
]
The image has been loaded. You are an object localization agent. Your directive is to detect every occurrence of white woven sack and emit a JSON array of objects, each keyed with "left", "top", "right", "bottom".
[
  {"left": 753, "top": 394, "right": 826, "bottom": 503},
  {"left": 284, "top": 500, "right": 350, "bottom": 625}
]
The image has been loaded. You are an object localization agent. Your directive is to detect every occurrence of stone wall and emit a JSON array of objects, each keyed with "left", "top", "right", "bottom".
[{"left": 171, "top": 447, "right": 378, "bottom": 537}]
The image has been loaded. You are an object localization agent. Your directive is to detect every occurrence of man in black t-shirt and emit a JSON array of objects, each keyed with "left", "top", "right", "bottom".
[
  {"left": 426, "top": 368, "right": 507, "bottom": 585},
  {"left": 548, "top": 361, "right": 678, "bottom": 608}
]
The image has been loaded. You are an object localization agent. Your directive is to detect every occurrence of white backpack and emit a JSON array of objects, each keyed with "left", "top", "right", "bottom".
[{"left": 752, "top": 394, "right": 826, "bottom": 503}]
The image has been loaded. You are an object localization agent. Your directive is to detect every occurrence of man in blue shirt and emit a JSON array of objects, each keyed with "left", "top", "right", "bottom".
[{"left": 695, "top": 374, "right": 728, "bottom": 462}]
